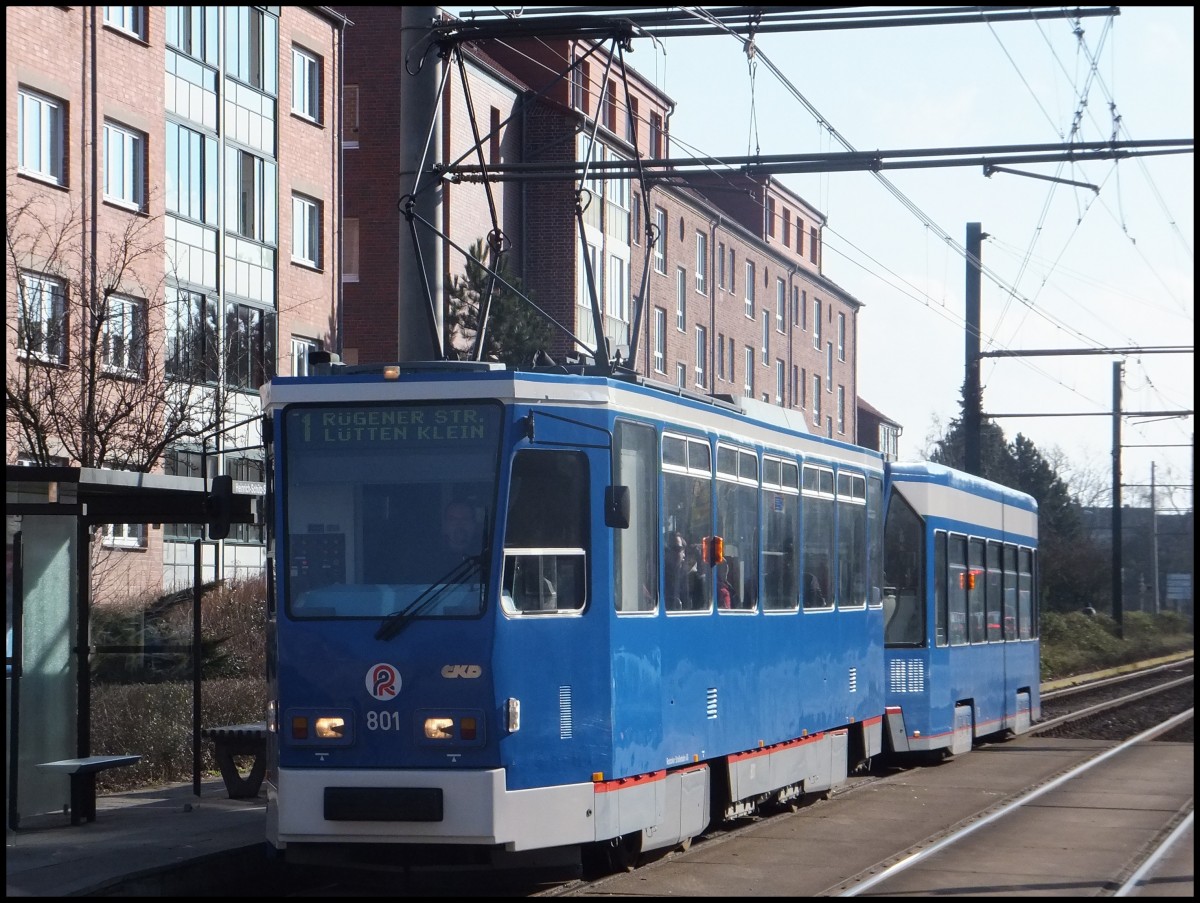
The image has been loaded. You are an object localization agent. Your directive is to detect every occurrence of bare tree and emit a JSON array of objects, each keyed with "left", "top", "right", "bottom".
[{"left": 6, "top": 171, "right": 226, "bottom": 470}]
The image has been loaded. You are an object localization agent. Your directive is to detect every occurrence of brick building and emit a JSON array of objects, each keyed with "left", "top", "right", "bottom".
[
  {"left": 337, "top": 11, "right": 863, "bottom": 443},
  {"left": 7, "top": 6, "right": 347, "bottom": 599}
]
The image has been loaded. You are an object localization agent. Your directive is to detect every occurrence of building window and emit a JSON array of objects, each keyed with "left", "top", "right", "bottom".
[
  {"left": 571, "top": 55, "right": 589, "bottom": 113},
  {"left": 104, "top": 520, "right": 147, "bottom": 549},
  {"left": 167, "top": 6, "right": 219, "bottom": 64},
  {"left": 826, "top": 342, "right": 834, "bottom": 387},
  {"left": 717, "top": 331, "right": 725, "bottom": 381},
  {"left": 167, "top": 288, "right": 219, "bottom": 383},
  {"left": 653, "top": 206, "right": 667, "bottom": 274},
  {"left": 104, "top": 6, "right": 145, "bottom": 40},
  {"left": 677, "top": 362, "right": 687, "bottom": 389},
  {"left": 792, "top": 364, "right": 799, "bottom": 404},
  {"left": 102, "top": 295, "right": 145, "bottom": 376},
  {"left": 343, "top": 84, "right": 360, "bottom": 147},
  {"left": 103, "top": 121, "right": 145, "bottom": 210},
  {"left": 813, "top": 297, "right": 822, "bottom": 348},
  {"left": 783, "top": 208, "right": 791, "bottom": 247},
  {"left": 728, "top": 337, "right": 735, "bottom": 380},
  {"left": 626, "top": 95, "right": 638, "bottom": 145},
  {"left": 838, "top": 312, "right": 846, "bottom": 360},
  {"left": 761, "top": 310, "right": 770, "bottom": 365},
  {"left": 813, "top": 375, "right": 822, "bottom": 423},
  {"left": 728, "top": 248, "right": 736, "bottom": 294},
  {"left": 837, "top": 385, "right": 846, "bottom": 433},
  {"left": 796, "top": 217, "right": 805, "bottom": 256},
  {"left": 224, "top": 301, "right": 276, "bottom": 390},
  {"left": 343, "top": 217, "right": 359, "bottom": 282},
  {"left": 776, "top": 278, "right": 786, "bottom": 332},
  {"left": 649, "top": 111, "right": 663, "bottom": 157},
  {"left": 17, "top": 272, "right": 67, "bottom": 363},
  {"left": 743, "top": 346, "right": 754, "bottom": 396},
  {"left": 717, "top": 241, "right": 726, "bottom": 290},
  {"left": 676, "top": 266, "right": 687, "bottom": 330},
  {"left": 810, "top": 225, "right": 819, "bottom": 264},
  {"left": 695, "top": 325, "right": 707, "bottom": 388},
  {"left": 226, "top": 148, "right": 277, "bottom": 244},
  {"left": 292, "top": 46, "right": 321, "bottom": 122},
  {"left": 776, "top": 360, "right": 785, "bottom": 406},
  {"left": 291, "top": 336, "right": 321, "bottom": 377},
  {"left": 164, "top": 447, "right": 211, "bottom": 540},
  {"left": 226, "top": 6, "right": 278, "bottom": 95},
  {"left": 695, "top": 232, "right": 708, "bottom": 294},
  {"left": 604, "top": 79, "right": 617, "bottom": 132},
  {"left": 653, "top": 307, "right": 666, "bottom": 373},
  {"left": 166, "top": 122, "right": 217, "bottom": 225},
  {"left": 292, "top": 193, "right": 321, "bottom": 268},
  {"left": 766, "top": 196, "right": 776, "bottom": 237},
  {"left": 801, "top": 367, "right": 807, "bottom": 408},
  {"left": 801, "top": 289, "right": 808, "bottom": 331},
  {"left": 792, "top": 285, "right": 800, "bottom": 327},
  {"left": 226, "top": 455, "right": 266, "bottom": 543},
  {"left": 17, "top": 88, "right": 65, "bottom": 185},
  {"left": 744, "top": 260, "right": 755, "bottom": 317}
]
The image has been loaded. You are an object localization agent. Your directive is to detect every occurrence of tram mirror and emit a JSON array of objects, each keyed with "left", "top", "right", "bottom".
[
  {"left": 604, "top": 485, "right": 630, "bottom": 529},
  {"left": 207, "top": 474, "right": 233, "bottom": 540}
]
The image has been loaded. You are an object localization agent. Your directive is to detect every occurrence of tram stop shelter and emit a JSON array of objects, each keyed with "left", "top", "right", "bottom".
[{"left": 6, "top": 465, "right": 254, "bottom": 831}]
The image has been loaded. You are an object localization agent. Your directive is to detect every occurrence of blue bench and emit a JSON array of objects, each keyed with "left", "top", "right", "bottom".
[
  {"left": 36, "top": 754, "right": 142, "bottom": 825},
  {"left": 202, "top": 722, "right": 267, "bottom": 799}
]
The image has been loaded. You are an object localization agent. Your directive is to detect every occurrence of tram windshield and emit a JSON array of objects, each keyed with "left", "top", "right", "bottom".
[{"left": 281, "top": 402, "right": 502, "bottom": 619}]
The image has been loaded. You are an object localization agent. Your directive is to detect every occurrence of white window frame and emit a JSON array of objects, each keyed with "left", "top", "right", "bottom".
[
  {"left": 653, "top": 207, "right": 667, "bottom": 274},
  {"left": 103, "top": 520, "right": 148, "bottom": 549},
  {"left": 695, "top": 231, "right": 707, "bottom": 294},
  {"left": 837, "top": 385, "right": 846, "bottom": 433},
  {"left": 761, "top": 310, "right": 770, "bottom": 365},
  {"left": 744, "top": 260, "right": 755, "bottom": 317},
  {"left": 101, "top": 294, "right": 144, "bottom": 376},
  {"left": 292, "top": 46, "right": 321, "bottom": 123},
  {"left": 813, "top": 375, "right": 822, "bottom": 422},
  {"left": 776, "top": 278, "right": 786, "bottom": 332},
  {"left": 695, "top": 325, "right": 707, "bottom": 387},
  {"left": 104, "top": 120, "right": 145, "bottom": 210},
  {"left": 18, "top": 88, "right": 65, "bottom": 185},
  {"left": 676, "top": 266, "right": 687, "bottom": 331},
  {"left": 826, "top": 342, "right": 834, "bottom": 388},
  {"left": 717, "top": 241, "right": 726, "bottom": 290},
  {"left": 653, "top": 307, "right": 666, "bottom": 373},
  {"left": 677, "top": 361, "right": 687, "bottom": 389},
  {"left": 104, "top": 6, "right": 145, "bottom": 40},
  {"left": 292, "top": 193, "right": 321, "bottom": 268},
  {"left": 813, "top": 297, "right": 822, "bottom": 348},
  {"left": 838, "top": 311, "right": 846, "bottom": 361},
  {"left": 776, "top": 360, "right": 785, "bottom": 406},
  {"left": 291, "top": 336, "right": 320, "bottom": 377},
  {"left": 18, "top": 272, "right": 68, "bottom": 363},
  {"left": 743, "top": 346, "right": 754, "bottom": 396}
]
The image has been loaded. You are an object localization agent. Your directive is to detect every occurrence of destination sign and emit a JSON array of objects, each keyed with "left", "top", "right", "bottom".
[{"left": 289, "top": 405, "right": 495, "bottom": 446}]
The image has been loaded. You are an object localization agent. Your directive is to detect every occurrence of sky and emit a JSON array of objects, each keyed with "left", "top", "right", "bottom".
[{"left": 448, "top": 6, "right": 1194, "bottom": 512}]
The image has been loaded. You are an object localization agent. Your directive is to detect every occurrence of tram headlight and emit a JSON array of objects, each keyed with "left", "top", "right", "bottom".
[
  {"left": 416, "top": 709, "right": 486, "bottom": 746},
  {"left": 315, "top": 716, "right": 346, "bottom": 739}
]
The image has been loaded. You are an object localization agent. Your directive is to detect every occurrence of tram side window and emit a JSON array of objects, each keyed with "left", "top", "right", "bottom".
[
  {"left": 884, "top": 491, "right": 925, "bottom": 647},
  {"left": 614, "top": 420, "right": 658, "bottom": 613},
  {"left": 967, "top": 538, "right": 986, "bottom": 643},
  {"left": 934, "top": 531, "right": 947, "bottom": 646},
  {"left": 662, "top": 434, "right": 712, "bottom": 612},
  {"left": 801, "top": 465, "right": 834, "bottom": 608},
  {"left": 761, "top": 456, "right": 799, "bottom": 611},
  {"left": 502, "top": 450, "right": 588, "bottom": 614},
  {"left": 716, "top": 445, "right": 759, "bottom": 611},
  {"left": 986, "top": 541, "right": 1003, "bottom": 642},
  {"left": 947, "top": 534, "right": 968, "bottom": 645},
  {"left": 867, "top": 474, "right": 884, "bottom": 608},
  {"left": 837, "top": 472, "right": 867, "bottom": 608},
  {"left": 1002, "top": 544, "right": 1018, "bottom": 640},
  {"left": 1018, "top": 547, "right": 1034, "bottom": 639}
]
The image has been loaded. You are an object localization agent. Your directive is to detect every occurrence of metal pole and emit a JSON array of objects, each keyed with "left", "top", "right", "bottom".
[
  {"left": 193, "top": 538, "right": 202, "bottom": 798},
  {"left": 1111, "top": 362, "right": 1123, "bottom": 636},
  {"left": 964, "top": 222, "right": 982, "bottom": 476},
  {"left": 1151, "top": 462, "right": 1160, "bottom": 615}
]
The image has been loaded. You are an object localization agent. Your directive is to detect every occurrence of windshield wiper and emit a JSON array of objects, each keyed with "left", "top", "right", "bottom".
[{"left": 375, "top": 555, "right": 481, "bottom": 641}]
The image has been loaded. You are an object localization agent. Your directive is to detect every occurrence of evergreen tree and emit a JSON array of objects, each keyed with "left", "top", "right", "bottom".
[{"left": 445, "top": 238, "right": 554, "bottom": 366}]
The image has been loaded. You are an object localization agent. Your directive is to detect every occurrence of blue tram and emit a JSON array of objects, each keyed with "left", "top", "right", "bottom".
[
  {"left": 260, "top": 360, "right": 892, "bottom": 867},
  {"left": 881, "top": 462, "right": 1040, "bottom": 758}
]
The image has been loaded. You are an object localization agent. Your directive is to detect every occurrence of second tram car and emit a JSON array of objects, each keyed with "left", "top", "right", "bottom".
[
  {"left": 881, "top": 462, "right": 1040, "bottom": 757},
  {"left": 259, "top": 360, "right": 1038, "bottom": 870}
]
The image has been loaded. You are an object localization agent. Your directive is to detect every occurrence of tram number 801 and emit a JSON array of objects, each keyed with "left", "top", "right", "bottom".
[{"left": 367, "top": 710, "right": 404, "bottom": 731}]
